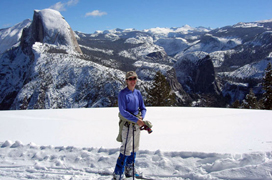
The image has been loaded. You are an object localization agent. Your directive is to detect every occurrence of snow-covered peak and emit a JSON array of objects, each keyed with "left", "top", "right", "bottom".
[
  {"left": 171, "top": 24, "right": 195, "bottom": 32},
  {"left": 233, "top": 19, "right": 272, "bottom": 28},
  {"left": 94, "top": 30, "right": 103, "bottom": 34},
  {"left": 32, "top": 9, "right": 82, "bottom": 54},
  {"left": 102, "top": 28, "right": 136, "bottom": 35},
  {"left": 35, "top": 9, "right": 71, "bottom": 44},
  {"left": 0, "top": 19, "right": 31, "bottom": 54},
  {"left": 143, "top": 25, "right": 211, "bottom": 38},
  {"left": 256, "top": 18, "right": 272, "bottom": 23},
  {"left": 233, "top": 22, "right": 263, "bottom": 28},
  {"left": 143, "top": 27, "right": 173, "bottom": 36},
  {"left": 102, "top": 28, "right": 123, "bottom": 34}
]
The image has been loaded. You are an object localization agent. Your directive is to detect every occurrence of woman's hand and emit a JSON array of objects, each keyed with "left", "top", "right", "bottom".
[{"left": 137, "top": 118, "right": 145, "bottom": 127}]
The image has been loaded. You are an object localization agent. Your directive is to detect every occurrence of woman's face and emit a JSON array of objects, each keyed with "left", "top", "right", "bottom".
[{"left": 126, "top": 76, "right": 137, "bottom": 90}]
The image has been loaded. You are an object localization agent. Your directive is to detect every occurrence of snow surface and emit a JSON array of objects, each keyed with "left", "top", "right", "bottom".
[{"left": 1, "top": 107, "right": 272, "bottom": 179}]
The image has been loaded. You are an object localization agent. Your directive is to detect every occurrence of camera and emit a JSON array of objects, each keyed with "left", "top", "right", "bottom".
[{"left": 140, "top": 125, "right": 153, "bottom": 134}]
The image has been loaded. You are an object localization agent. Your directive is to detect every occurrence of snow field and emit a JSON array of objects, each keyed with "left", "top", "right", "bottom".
[
  {"left": 1, "top": 107, "right": 272, "bottom": 179},
  {"left": 1, "top": 141, "right": 272, "bottom": 179}
]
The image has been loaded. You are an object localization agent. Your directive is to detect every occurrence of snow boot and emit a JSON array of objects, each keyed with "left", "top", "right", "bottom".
[
  {"left": 125, "top": 152, "right": 137, "bottom": 177},
  {"left": 113, "top": 172, "right": 126, "bottom": 180},
  {"left": 114, "top": 153, "right": 128, "bottom": 179},
  {"left": 125, "top": 163, "right": 138, "bottom": 178}
]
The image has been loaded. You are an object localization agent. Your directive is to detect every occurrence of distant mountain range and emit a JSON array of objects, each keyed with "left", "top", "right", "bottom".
[{"left": 1, "top": 9, "right": 272, "bottom": 109}]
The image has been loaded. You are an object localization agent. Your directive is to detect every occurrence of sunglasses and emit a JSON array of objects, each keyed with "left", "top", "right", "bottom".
[{"left": 127, "top": 77, "right": 137, "bottom": 81}]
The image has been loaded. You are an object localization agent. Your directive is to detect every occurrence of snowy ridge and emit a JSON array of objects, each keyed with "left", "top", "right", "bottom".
[
  {"left": 209, "top": 50, "right": 236, "bottom": 68},
  {"left": 233, "top": 22, "right": 263, "bottom": 28},
  {"left": 119, "top": 37, "right": 164, "bottom": 59},
  {"left": 219, "top": 58, "right": 272, "bottom": 79},
  {"left": 183, "top": 34, "right": 242, "bottom": 54},
  {"left": 0, "top": 19, "right": 31, "bottom": 54},
  {"left": 257, "top": 19, "right": 272, "bottom": 23},
  {"left": 143, "top": 25, "right": 211, "bottom": 39},
  {"left": 134, "top": 60, "right": 173, "bottom": 80},
  {"left": 79, "top": 44, "right": 114, "bottom": 55},
  {"left": 155, "top": 37, "right": 194, "bottom": 56}
]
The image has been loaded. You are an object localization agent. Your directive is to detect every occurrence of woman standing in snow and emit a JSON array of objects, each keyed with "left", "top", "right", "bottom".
[{"left": 113, "top": 71, "right": 147, "bottom": 180}]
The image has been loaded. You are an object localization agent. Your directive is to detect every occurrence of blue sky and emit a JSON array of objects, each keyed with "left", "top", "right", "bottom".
[{"left": 0, "top": 0, "right": 272, "bottom": 33}]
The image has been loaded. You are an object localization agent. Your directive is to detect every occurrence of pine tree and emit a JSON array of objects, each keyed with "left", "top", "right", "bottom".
[
  {"left": 241, "top": 89, "right": 258, "bottom": 109},
  {"left": 231, "top": 99, "right": 240, "bottom": 108},
  {"left": 146, "top": 71, "right": 176, "bottom": 106},
  {"left": 262, "top": 62, "right": 272, "bottom": 110}
]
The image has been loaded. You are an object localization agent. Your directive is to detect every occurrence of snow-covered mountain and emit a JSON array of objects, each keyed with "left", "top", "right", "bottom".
[
  {"left": 1, "top": 9, "right": 272, "bottom": 109},
  {"left": 75, "top": 20, "right": 272, "bottom": 106},
  {"left": 0, "top": 9, "right": 126, "bottom": 109}
]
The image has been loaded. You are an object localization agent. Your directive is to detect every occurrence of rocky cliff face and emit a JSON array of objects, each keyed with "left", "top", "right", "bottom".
[
  {"left": 194, "top": 55, "right": 220, "bottom": 94},
  {"left": 174, "top": 55, "right": 220, "bottom": 95},
  {"left": 166, "top": 68, "right": 192, "bottom": 105}
]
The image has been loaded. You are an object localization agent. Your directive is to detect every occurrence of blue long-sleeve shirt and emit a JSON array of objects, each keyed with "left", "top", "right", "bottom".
[{"left": 118, "top": 87, "right": 147, "bottom": 123}]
